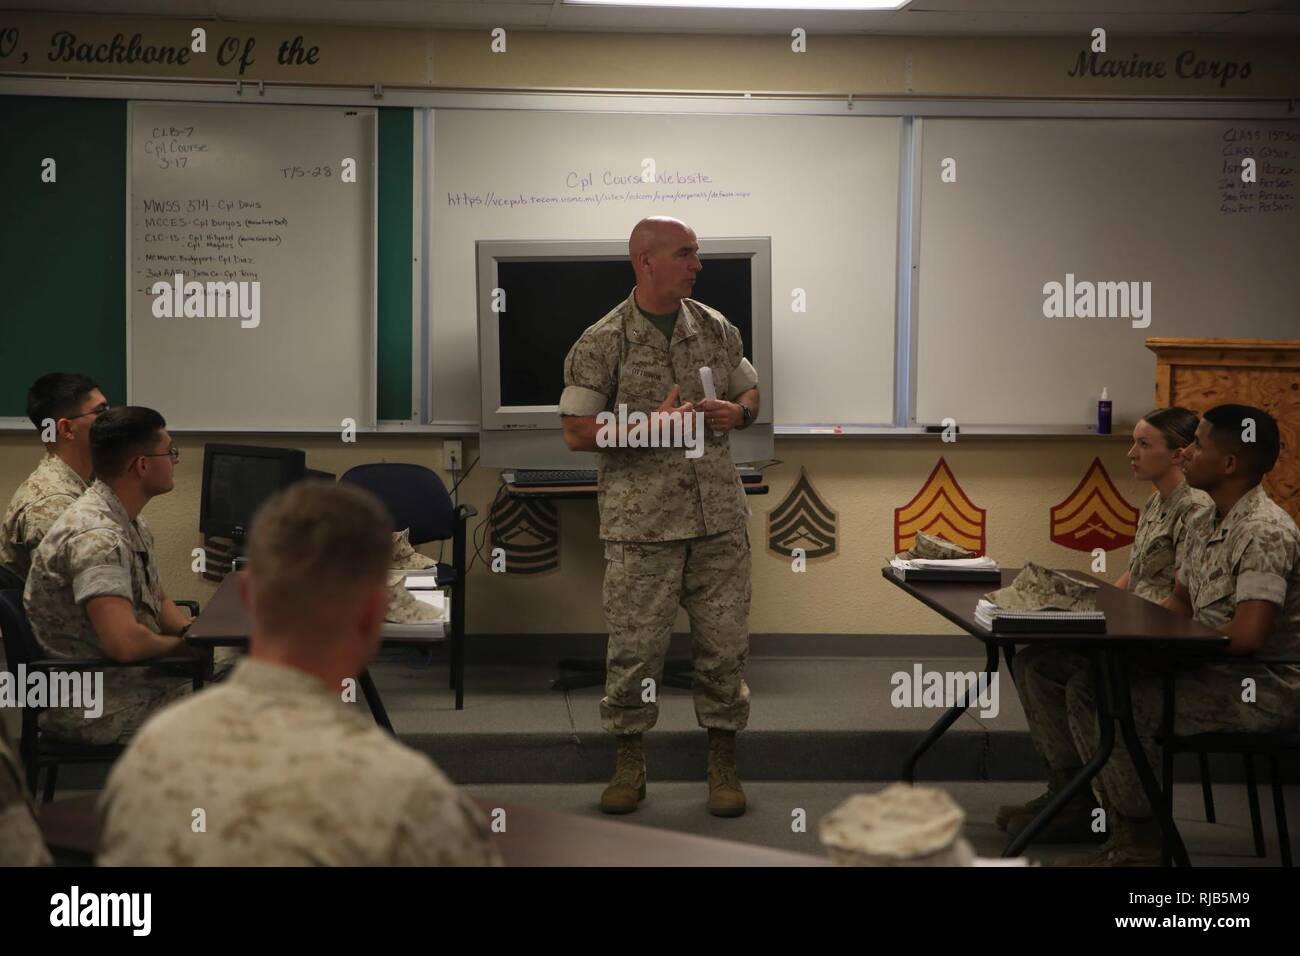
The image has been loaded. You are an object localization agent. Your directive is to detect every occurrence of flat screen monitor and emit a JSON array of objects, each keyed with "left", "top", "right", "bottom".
[
  {"left": 476, "top": 238, "right": 773, "bottom": 469},
  {"left": 199, "top": 444, "right": 307, "bottom": 540}
]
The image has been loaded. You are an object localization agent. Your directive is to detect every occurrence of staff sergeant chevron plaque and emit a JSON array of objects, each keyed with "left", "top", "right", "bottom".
[
  {"left": 489, "top": 496, "right": 560, "bottom": 574},
  {"left": 767, "top": 467, "right": 838, "bottom": 561},
  {"left": 894, "top": 458, "right": 986, "bottom": 556},
  {"left": 1049, "top": 457, "right": 1138, "bottom": 552}
]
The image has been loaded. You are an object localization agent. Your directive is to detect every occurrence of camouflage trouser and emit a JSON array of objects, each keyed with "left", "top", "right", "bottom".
[
  {"left": 39, "top": 646, "right": 241, "bottom": 746},
  {"left": 1013, "top": 645, "right": 1091, "bottom": 774},
  {"left": 601, "top": 526, "right": 751, "bottom": 735},
  {"left": 1066, "top": 661, "right": 1300, "bottom": 819}
]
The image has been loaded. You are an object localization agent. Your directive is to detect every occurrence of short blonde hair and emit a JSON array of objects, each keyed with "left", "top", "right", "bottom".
[{"left": 246, "top": 482, "right": 391, "bottom": 632}]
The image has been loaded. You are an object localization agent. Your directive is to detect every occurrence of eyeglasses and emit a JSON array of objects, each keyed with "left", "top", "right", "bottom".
[
  {"left": 64, "top": 402, "right": 111, "bottom": 421},
  {"left": 139, "top": 446, "right": 180, "bottom": 463}
]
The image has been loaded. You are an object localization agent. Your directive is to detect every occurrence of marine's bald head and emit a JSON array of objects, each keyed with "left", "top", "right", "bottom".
[{"left": 628, "top": 217, "right": 701, "bottom": 310}]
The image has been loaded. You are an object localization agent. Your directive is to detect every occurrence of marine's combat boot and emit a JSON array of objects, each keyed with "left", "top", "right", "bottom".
[
  {"left": 600, "top": 733, "right": 646, "bottom": 814},
  {"left": 1048, "top": 811, "right": 1163, "bottom": 867},
  {"left": 706, "top": 729, "right": 746, "bottom": 817},
  {"left": 995, "top": 768, "right": 1088, "bottom": 830}
]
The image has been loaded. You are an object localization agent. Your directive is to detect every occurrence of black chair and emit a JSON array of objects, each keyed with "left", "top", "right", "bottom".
[
  {"left": 0, "top": 565, "right": 24, "bottom": 592},
  {"left": 1160, "top": 658, "right": 1300, "bottom": 867},
  {"left": 339, "top": 463, "right": 476, "bottom": 710},
  {"left": 0, "top": 589, "right": 201, "bottom": 803}
]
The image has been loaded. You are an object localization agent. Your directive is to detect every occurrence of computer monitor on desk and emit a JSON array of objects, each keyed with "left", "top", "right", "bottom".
[
  {"left": 199, "top": 444, "right": 307, "bottom": 544},
  {"left": 476, "top": 238, "right": 775, "bottom": 469}
]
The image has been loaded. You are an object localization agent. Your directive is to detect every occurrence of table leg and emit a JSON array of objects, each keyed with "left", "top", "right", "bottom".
[
  {"left": 1003, "top": 653, "right": 1112, "bottom": 857},
  {"left": 359, "top": 668, "right": 395, "bottom": 735},
  {"left": 1108, "top": 650, "right": 1191, "bottom": 867},
  {"left": 901, "top": 641, "right": 998, "bottom": 784}
]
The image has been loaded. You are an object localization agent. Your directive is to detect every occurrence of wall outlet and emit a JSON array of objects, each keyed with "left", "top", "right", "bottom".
[{"left": 443, "top": 440, "right": 462, "bottom": 472}]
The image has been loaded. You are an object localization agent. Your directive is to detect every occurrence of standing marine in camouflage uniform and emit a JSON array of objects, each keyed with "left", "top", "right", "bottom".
[
  {"left": 561, "top": 217, "right": 761, "bottom": 817},
  {"left": 1002, "top": 408, "right": 1211, "bottom": 844},
  {"left": 0, "top": 373, "right": 107, "bottom": 584},
  {"left": 24, "top": 407, "right": 211, "bottom": 745},
  {"left": 1058, "top": 404, "right": 1300, "bottom": 865},
  {"left": 98, "top": 483, "right": 500, "bottom": 866}
]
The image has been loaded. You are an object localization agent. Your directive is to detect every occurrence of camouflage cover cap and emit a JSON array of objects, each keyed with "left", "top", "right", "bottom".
[
  {"left": 385, "top": 571, "right": 441, "bottom": 624},
  {"left": 903, "top": 531, "right": 978, "bottom": 561},
  {"left": 819, "top": 784, "right": 973, "bottom": 866},
  {"left": 392, "top": 529, "right": 437, "bottom": 570},
  {"left": 984, "top": 562, "right": 1100, "bottom": 612}
]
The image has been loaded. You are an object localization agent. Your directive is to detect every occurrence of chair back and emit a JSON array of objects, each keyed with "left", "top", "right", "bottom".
[
  {"left": 339, "top": 463, "right": 455, "bottom": 544},
  {"left": 0, "top": 589, "right": 41, "bottom": 668}
]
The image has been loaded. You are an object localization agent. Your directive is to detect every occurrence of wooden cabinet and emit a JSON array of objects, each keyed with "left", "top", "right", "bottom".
[{"left": 1147, "top": 337, "right": 1300, "bottom": 522}]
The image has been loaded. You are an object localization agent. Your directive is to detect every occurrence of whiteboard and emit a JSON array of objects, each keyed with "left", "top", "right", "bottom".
[
  {"left": 915, "top": 118, "right": 1300, "bottom": 429},
  {"left": 430, "top": 109, "right": 901, "bottom": 426},
  {"left": 128, "top": 103, "right": 376, "bottom": 430}
]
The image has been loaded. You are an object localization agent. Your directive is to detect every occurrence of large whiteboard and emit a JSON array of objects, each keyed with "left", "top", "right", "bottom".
[
  {"left": 430, "top": 109, "right": 901, "bottom": 426},
  {"left": 916, "top": 118, "right": 1300, "bottom": 429},
  {"left": 128, "top": 103, "right": 376, "bottom": 430}
]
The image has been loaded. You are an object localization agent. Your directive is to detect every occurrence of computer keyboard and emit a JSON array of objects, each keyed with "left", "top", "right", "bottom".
[{"left": 512, "top": 468, "right": 599, "bottom": 486}]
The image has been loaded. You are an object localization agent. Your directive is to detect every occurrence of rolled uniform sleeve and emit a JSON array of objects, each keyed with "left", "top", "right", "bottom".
[
  {"left": 722, "top": 321, "right": 759, "bottom": 400},
  {"left": 1232, "top": 533, "right": 1295, "bottom": 608},
  {"left": 66, "top": 530, "right": 134, "bottom": 605},
  {"left": 560, "top": 331, "right": 616, "bottom": 417}
]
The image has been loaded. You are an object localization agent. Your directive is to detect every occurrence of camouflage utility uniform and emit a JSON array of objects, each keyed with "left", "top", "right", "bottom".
[
  {"left": 0, "top": 455, "right": 87, "bottom": 582},
  {"left": 24, "top": 480, "right": 192, "bottom": 745},
  {"left": 97, "top": 658, "right": 500, "bottom": 866},
  {"left": 561, "top": 290, "right": 760, "bottom": 734},
  {"left": 1066, "top": 485, "right": 1300, "bottom": 818}
]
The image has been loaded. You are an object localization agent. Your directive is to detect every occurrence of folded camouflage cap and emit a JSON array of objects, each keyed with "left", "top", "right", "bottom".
[
  {"left": 903, "top": 531, "right": 978, "bottom": 561},
  {"left": 984, "top": 561, "right": 1100, "bottom": 612},
  {"left": 392, "top": 528, "right": 437, "bottom": 571},
  {"left": 385, "top": 571, "right": 441, "bottom": 625},
  {"left": 819, "top": 784, "right": 974, "bottom": 867}
]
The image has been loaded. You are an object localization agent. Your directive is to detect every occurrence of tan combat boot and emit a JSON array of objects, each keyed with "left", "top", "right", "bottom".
[
  {"left": 995, "top": 769, "right": 1087, "bottom": 830},
  {"left": 706, "top": 729, "right": 746, "bottom": 817},
  {"left": 600, "top": 733, "right": 646, "bottom": 815}
]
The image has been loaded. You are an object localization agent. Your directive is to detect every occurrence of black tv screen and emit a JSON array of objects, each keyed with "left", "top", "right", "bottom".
[
  {"left": 199, "top": 445, "right": 306, "bottom": 538},
  {"left": 496, "top": 257, "right": 754, "bottom": 408}
]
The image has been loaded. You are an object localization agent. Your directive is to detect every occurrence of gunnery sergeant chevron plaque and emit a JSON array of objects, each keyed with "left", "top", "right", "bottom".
[
  {"left": 1050, "top": 457, "right": 1138, "bottom": 552},
  {"left": 894, "top": 457, "right": 986, "bottom": 556},
  {"left": 489, "top": 495, "right": 560, "bottom": 574},
  {"left": 767, "top": 467, "right": 838, "bottom": 561}
]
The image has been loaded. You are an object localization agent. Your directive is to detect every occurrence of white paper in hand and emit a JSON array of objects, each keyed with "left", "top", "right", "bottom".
[{"left": 699, "top": 366, "right": 722, "bottom": 437}]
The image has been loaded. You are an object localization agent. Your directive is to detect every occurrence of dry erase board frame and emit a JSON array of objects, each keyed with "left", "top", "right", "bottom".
[
  {"left": 2, "top": 75, "right": 1294, "bottom": 436},
  {"left": 126, "top": 101, "right": 379, "bottom": 432}
]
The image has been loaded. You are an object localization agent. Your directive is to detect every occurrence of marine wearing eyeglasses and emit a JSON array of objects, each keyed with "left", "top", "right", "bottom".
[
  {"left": 0, "top": 373, "right": 108, "bottom": 583},
  {"left": 23, "top": 406, "right": 215, "bottom": 745}
]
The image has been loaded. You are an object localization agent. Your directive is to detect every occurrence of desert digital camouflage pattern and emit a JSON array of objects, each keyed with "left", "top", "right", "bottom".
[
  {"left": 391, "top": 529, "right": 437, "bottom": 570},
  {"left": 0, "top": 455, "right": 87, "bottom": 581},
  {"left": 560, "top": 290, "right": 757, "bottom": 543},
  {"left": 97, "top": 658, "right": 501, "bottom": 866},
  {"left": 385, "top": 571, "right": 440, "bottom": 625},
  {"left": 904, "top": 531, "right": 978, "bottom": 561},
  {"left": 0, "top": 719, "right": 51, "bottom": 866},
  {"left": 985, "top": 562, "right": 1101, "bottom": 613},
  {"left": 24, "top": 480, "right": 190, "bottom": 745},
  {"left": 1126, "top": 480, "right": 1211, "bottom": 604}
]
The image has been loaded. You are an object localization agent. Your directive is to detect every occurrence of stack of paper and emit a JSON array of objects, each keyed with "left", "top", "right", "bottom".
[
  {"left": 888, "top": 555, "right": 1001, "bottom": 583},
  {"left": 974, "top": 599, "right": 1105, "bottom": 633}
]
